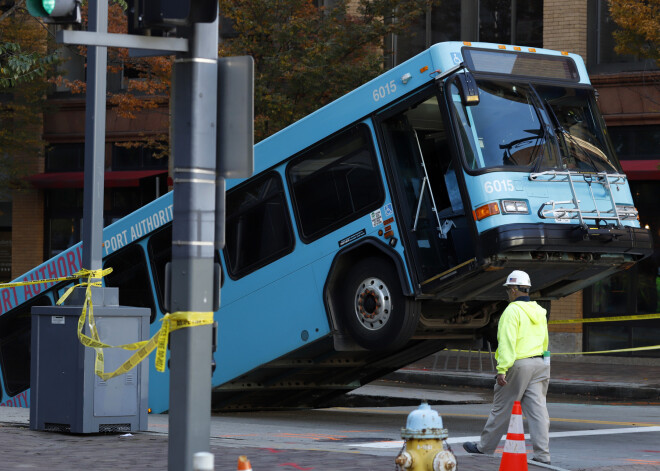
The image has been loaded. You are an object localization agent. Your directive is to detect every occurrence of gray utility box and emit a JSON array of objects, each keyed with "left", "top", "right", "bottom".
[{"left": 30, "top": 287, "right": 150, "bottom": 433}]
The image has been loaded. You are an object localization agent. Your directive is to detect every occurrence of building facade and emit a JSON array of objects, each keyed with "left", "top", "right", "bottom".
[
  {"left": 394, "top": 0, "right": 660, "bottom": 356},
  {"left": 8, "top": 0, "right": 659, "bottom": 356}
]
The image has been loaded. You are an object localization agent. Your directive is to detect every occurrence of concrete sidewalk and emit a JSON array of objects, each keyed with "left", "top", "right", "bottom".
[
  {"left": 0, "top": 352, "right": 657, "bottom": 470},
  {"left": 0, "top": 407, "right": 549, "bottom": 471},
  {"left": 1, "top": 404, "right": 658, "bottom": 471},
  {"left": 385, "top": 351, "right": 660, "bottom": 402}
]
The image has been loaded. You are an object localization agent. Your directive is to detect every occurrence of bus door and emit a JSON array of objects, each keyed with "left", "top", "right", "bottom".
[{"left": 377, "top": 88, "right": 475, "bottom": 294}]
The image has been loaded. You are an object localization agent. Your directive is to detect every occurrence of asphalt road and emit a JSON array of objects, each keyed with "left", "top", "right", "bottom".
[
  {"left": 148, "top": 386, "right": 660, "bottom": 471},
  {"left": 1, "top": 386, "right": 658, "bottom": 470}
]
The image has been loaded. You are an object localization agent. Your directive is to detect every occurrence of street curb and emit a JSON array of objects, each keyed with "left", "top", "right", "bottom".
[{"left": 385, "top": 370, "right": 660, "bottom": 401}]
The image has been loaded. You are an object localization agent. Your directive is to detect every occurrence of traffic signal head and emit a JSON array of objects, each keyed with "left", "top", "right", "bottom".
[
  {"left": 128, "top": 0, "right": 218, "bottom": 35},
  {"left": 26, "top": 0, "right": 81, "bottom": 24}
]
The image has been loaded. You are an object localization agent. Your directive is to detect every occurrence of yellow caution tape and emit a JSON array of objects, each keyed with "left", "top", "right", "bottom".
[
  {"left": 549, "top": 313, "right": 660, "bottom": 325},
  {"left": 71, "top": 270, "right": 214, "bottom": 379},
  {"left": 447, "top": 344, "right": 660, "bottom": 357},
  {"left": 550, "top": 344, "right": 660, "bottom": 355},
  {"left": 0, "top": 268, "right": 112, "bottom": 290},
  {"left": 80, "top": 310, "right": 214, "bottom": 381},
  {"left": 0, "top": 267, "right": 214, "bottom": 381}
]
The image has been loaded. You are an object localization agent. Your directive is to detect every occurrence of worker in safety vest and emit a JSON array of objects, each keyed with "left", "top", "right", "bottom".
[{"left": 463, "top": 270, "right": 551, "bottom": 465}]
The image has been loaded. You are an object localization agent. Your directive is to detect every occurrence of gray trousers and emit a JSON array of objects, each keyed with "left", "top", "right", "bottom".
[{"left": 478, "top": 357, "right": 551, "bottom": 463}]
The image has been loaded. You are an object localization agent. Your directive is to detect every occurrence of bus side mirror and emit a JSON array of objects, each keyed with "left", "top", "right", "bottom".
[{"left": 456, "top": 71, "right": 480, "bottom": 106}]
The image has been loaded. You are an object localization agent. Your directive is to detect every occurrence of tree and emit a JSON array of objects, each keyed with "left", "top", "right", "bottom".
[
  {"left": 218, "top": 0, "right": 439, "bottom": 141},
  {"left": 52, "top": 1, "right": 172, "bottom": 158},
  {"left": 6, "top": 0, "right": 439, "bottom": 165},
  {"left": 1, "top": 0, "right": 59, "bottom": 89},
  {"left": 0, "top": 0, "right": 56, "bottom": 197},
  {"left": 609, "top": 0, "right": 660, "bottom": 66}
]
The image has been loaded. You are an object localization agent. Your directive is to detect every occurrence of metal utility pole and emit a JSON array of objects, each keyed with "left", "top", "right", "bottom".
[
  {"left": 54, "top": 2, "right": 250, "bottom": 467},
  {"left": 168, "top": 16, "right": 219, "bottom": 471},
  {"left": 82, "top": 0, "right": 107, "bottom": 273}
]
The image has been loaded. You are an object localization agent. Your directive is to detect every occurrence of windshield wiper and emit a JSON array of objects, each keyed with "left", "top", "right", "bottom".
[{"left": 541, "top": 99, "right": 611, "bottom": 172}]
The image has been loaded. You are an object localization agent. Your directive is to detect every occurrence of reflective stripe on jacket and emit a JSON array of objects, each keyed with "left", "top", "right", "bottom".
[{"left": 495, "top": 300, "right": 548, "bottom": 375}]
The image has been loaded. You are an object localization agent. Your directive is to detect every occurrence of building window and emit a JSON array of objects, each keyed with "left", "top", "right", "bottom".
[
  {"left": 224, "top": 172, "right": 294, "bottom": 279},
  {"left": 45, "top": 184, "right": 166, "bottom": 258},
  {"left": 479, "top": 0, "right": 543, "bottom": 47},
  {"left": 287, "top": 124, "right": 383, "bottom": 242},
  {"left": 393, "top": 0, "right": 543, "bottom": 66},
  {"left": 393, "top": 0, "right": 461, "bottom": 66},
  {"left": 583, "top": 181, "right": 660, "bottom": 357},
  {"left": 608, "top": 125, "right": 660, "bottom": 161},
  {"left": 585, "top": 259, "right": 660, "bottom": 358},
  {"left": 112, "top": 143, "right": 167, "bottom": 170},
  {"left": 45, "top": 143, "right": 84, "bottom": 172},
  {"left": 587, "top": 0, "right": 658, "bottom": 73}
]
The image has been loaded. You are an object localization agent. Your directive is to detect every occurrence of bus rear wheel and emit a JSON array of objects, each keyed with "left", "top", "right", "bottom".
[{"left": 342, "top": 257, "right": 420, "bottom": 351}]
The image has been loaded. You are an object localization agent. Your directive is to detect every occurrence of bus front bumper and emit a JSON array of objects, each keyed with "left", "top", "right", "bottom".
[
  {"left": 420, "top": 223, "right": 652, "bottom": 301},
  {"left": 479, "top": 222, "right": 653, "bottom": 256}
]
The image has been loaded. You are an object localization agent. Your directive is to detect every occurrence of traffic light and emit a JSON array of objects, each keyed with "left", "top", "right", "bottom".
[
  {"left": 26, "top": 0, "right": 81, "bottom": 24},
  {"left": 128, "top": 0, "right": 218, "bottom": 34}
]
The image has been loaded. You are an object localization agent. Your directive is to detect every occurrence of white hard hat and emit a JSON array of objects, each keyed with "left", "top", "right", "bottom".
[{"left": 503, "top": 270, "right": 531, "bottom": 288}]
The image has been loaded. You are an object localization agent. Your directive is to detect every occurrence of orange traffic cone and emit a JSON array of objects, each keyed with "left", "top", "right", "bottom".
[
  {"left": 237, "top": 455, "right": 253, "bottom": 471},
  {"left": 498, "top": 401, "right": 528, "bottom": 471}
]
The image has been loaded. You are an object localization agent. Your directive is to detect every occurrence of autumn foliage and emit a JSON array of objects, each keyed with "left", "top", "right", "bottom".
[
  {"left": 218, "top": 0, "right": 438, "bottom": 141},
  {"left": 0, "top": 3, "right": 54, "bottom": 195},
  {"left": 609, "top": 0, "right": 660, "bottom": 66},
  {"left": 5, "top": 0, "right": 439, "bottom": 160}
]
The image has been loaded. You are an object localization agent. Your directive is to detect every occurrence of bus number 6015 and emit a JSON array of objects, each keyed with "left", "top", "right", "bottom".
[
  {"left": 484, "top": 179, "right": 514, "bottom": 193},
  {"left": 373, "top": 80, "right": 397, "bottom": 102}
]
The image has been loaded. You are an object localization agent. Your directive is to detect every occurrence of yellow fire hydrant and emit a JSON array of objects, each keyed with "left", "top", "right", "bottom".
[{"left": 394, "top": 403, "right": 457, "bottom": 471}]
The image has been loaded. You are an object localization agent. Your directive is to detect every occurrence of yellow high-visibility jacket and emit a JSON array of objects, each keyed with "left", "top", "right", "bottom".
[{"left": 495, "top": 300, "right": 548, "bottom": 375}]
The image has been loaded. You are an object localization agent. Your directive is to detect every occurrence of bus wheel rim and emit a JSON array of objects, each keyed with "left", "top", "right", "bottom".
[{"left": 354, "top": 277, "right": 392, "bottom": 331}]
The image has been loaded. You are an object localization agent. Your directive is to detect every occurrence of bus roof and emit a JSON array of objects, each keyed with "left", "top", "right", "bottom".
[
  {"left": 230, "top": 41, "right": 589, "bottom": 188},
  {"left": 4, "top": 42, "right": 589, "bottom": 311}
]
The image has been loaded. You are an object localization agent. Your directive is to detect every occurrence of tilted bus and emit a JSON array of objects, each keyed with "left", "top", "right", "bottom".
[{"left": 0, "top": 42, "right": 652, "bottom": 412}]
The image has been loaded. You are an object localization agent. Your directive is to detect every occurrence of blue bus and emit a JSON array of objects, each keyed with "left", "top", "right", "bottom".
[{"left": 0, "top": 42, "right": 652, "bottom": 412}]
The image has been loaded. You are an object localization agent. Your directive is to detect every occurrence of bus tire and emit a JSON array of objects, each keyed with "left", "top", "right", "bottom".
[{"left": 342, "top": 257, "right": 420, "bottom": 351}]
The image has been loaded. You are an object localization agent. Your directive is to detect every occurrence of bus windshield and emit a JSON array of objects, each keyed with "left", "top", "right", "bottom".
[
  {"left": 535, "top": 85, "right": 620, "bottom": 173},
  {"left": 449, "top": 76, "right": 621, "bottom": 173}
]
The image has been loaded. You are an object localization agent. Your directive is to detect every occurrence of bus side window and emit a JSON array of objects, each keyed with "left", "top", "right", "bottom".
[
  {"left": 0, "top": 294, "right": 52, "bottom": 399},
  {"left": 287, "top": 124, "right": 384, "bottom": 242},
  {"left": 103, "top": 244, "right": 157, "bottom": 322},
  {"left": 147, "top": 226, "right": 172, "bottom": 314},
  {"left": 224, "top": 172, "right": 294, "bottom": 279}
]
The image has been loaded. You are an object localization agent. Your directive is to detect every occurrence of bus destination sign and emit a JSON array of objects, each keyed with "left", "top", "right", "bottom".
[{"left": 462, "top": 47, "right": 580, "bottom": 82}]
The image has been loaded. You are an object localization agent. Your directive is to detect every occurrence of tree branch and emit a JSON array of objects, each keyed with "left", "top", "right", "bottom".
[{"left": 0, "top": 0, "right": 25, "bottom": 23}]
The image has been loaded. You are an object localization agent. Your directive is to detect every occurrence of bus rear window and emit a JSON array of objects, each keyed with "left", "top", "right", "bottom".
[
  {"left": 287, "top": 124, "right": 383, "bottom": 242},
  {"left": 0, "top": 295, "right": 52, "bottom": 398},
  {"left": 147, "top": 226, "right": 172, "bottom": 313},
  {"left": 225, "top": 172, "right": 294, "bottom": 279},
  {"left": 103, "top": 244, "right": 156, "bottom": 322}
]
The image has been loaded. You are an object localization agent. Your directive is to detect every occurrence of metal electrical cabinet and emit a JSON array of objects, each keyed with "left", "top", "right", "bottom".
[{"left": 30, "top": 287, "right": 150, "bottom": 433}]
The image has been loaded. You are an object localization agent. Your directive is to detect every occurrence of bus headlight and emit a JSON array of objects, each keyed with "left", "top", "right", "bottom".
[{"left": 501, "top": 200, "right": 529, "bottom": 214}]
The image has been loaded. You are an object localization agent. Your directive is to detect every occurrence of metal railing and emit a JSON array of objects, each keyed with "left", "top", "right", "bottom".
[{"left": 530, "top": 170, "right": 636, "bottom": 226}]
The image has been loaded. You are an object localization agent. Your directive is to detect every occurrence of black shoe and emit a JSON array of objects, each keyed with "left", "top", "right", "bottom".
[
  {"left": 532, "top": 457, "right": 551, "bottom": 465},
  {"left": 462, "top": 442, "right": 483, "bottom": 454}
]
